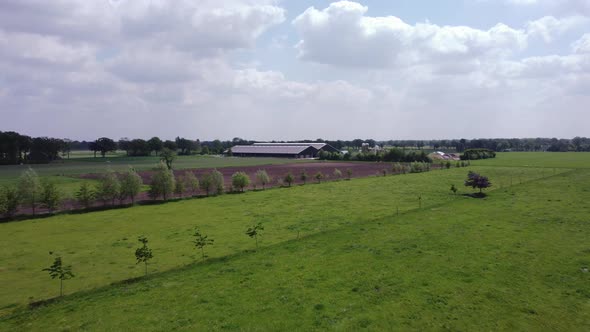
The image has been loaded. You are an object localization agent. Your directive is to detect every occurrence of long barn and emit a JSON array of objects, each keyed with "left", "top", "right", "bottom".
[{"left": 228, "top": 142, "right": 340, "bottom": 158}]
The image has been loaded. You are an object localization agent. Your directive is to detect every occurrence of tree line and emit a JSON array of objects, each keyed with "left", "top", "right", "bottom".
[{"left": 3, "top": 130, "right": 589, "bottom": 165}]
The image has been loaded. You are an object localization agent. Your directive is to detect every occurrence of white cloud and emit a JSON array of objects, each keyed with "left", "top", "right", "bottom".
[
  {"left": 572, "top": 33, "right": 590, "bottom": 53},
  {"left": 293, "top": 1, "right": 528, "bottom": 69},
  {"left": 526, "top": 16, "right": 588, "bottom": 42}
]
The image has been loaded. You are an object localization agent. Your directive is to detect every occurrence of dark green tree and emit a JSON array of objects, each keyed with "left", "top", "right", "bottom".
[
  {"left": 193, "top": 228, "right": 214, "bottom": 261},
  {"left": 246, "top": 222, "right": 264, "bottom": 249},
  {"left": 135, "top": 236, "right": 153, "bottom": 276},
  {"left": 450, "top": 184, "right": 458, "bottom": 195},
  {"left": 42, "top": 254, "right": 74, "bottom": 297},
  {"left": 160, "top": 148, "right": 177, "bottom": 170}
]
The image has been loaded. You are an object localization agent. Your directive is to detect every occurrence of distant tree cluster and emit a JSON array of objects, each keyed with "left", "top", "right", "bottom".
[
  {"left": 460, "top": 149, "right": 497, "bottom": 160},
  {"left": 319, "top": 148, "right": 431, "bottom": 163}
]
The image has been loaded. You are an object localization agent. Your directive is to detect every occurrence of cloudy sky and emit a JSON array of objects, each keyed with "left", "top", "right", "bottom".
[{"left": 1, "top": 0, "right": 589, "bottom": 141}]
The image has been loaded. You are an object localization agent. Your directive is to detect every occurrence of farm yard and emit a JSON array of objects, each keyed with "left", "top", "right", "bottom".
[{"left": 1, "top": 152, "right": 589, "bottom": 330}]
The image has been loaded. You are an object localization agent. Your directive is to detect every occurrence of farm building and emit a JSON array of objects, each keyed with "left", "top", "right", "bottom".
[
  {"left": 228, "top": 142, "right": 340, "bottom": 158},
  {"left": 429, "top": 151, "right": 461, "bottom": 161}
]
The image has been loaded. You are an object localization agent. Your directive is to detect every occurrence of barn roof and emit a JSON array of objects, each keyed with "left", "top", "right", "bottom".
[
  {"left": 253, "top": 142, "right": 328, "bottom": 150},
  {"left": 231, "top": 145, "right": 313, "bottom": 155}
]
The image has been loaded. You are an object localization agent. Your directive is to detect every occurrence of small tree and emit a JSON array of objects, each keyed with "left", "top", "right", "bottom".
[
  {"left": 232, "top": 171, "right": 251, "bottom": 192},
  {"left": 95, "top": 168, "right": 120, "bottom": 206},
  {"left": 76, "top": 182, "right": 95, "bottom": 209},
  {"left": 211, "top": 169, "right": 225, "bottom": 195},
  {"left": 135, "top": 236, "right": 153, "bottom": 276},
  {"left": 246, "top": 222, "right": 264, "bottom": 249},
  {"left": 315, "top": 171, "right": 324, "bottom": 183},
  {"left": 284, "top": 172, "right": 294, "bottom": 187},
  {"left": 0, "top": 186, "right": 19, "bottom": 217},
  {"left": 333, "top": 168, "right": 342, "bottom": 179},
  {"left": 42, "top": 254, "right": 74, "bottom": 297},
  {"left": 464, "top": 171, "right": 492, "bottom": 194},
  {"left": 160, "top": 148, "right": 177, "bottom": 170},
  {"left": 148, "top": 162, "right": 175, "bottom": 200},
  {"left": 200, "top": 173, "right": 213, "bottom": 196},
  {"left": 119, "top": 166, "right": 143, "bottom": 204},
  {"left": 175, "top": 176, "right": 185, "bottom": 197},
  {"left": 445, "top": 161, "right": 451, "bottom": 169},
  {"left": 18, "top": 167, "right": 41, "bottom": 215},
  {"left": 183, "top": 171, "right": 199, "bottom": 196},
  {"left": 40, "top": 180, "right": 62, "bottom": 213},
  {"left": 300, "top": 170, "right": 308, "bottom": 184},
  {"left": 256, "top": 170, "right": 270, "bottom": 189},
  {"left": 193, "top": 228, "right": 214, "bottom": 261},
  {"left": 450, "top": 184, "right": 458, "bottom": 195},
  {"left": 381, "top": 169, "right": 387, "bottom": 177},
  {"left": 346, "top": 168, "right": 352, "bottom": 180}
]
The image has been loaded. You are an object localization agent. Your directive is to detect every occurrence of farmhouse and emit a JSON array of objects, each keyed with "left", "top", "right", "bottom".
[{"left": 228, "top": 142, "right": 340, "bottom": 158}]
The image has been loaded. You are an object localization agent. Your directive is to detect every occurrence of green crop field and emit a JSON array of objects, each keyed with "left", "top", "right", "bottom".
[
  {"left": 0, "top": 155, "right": 311, "bottom": 198},
  {"left": 0, "top": 153, "right": 589, "bottom": 330}
]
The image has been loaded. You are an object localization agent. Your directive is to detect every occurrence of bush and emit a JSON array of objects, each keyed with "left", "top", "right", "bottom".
[
  {"left": 284, "top": 172, "right": 294, "bottom": 187},
  {"left": 333, "top": 168, "right": 342, "bottom": 179},
  {"left": 232, "top": 172, "right": 251, "bottom": 192},
  {"left": 256, "top": 170, "right": 270, "bottom": 189}
]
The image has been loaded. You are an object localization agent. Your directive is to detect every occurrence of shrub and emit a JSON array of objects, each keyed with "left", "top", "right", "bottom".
[
  {"left": 333, "top": 168, "right": 342, "bottom": 179},
  {"left": 256, "top": 170, "right": 270, "bottom": 189},
  {"left": 284, "top": 172, "right": 294, "bottom": 187},
  {"left": 315, "top": 172, "right": 324, "bottom": 183},
  {"left": 300, "top": 170, "right": 308, "bottom": 184},
  {"left": 232, "top": 171, "right": 251, "bottom": 192}
]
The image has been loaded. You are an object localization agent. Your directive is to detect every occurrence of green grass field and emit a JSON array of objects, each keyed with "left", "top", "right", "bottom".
[
  {"left": 472, "top": 152, "right": 590, "bottom": 169},
  {"left": 0, "top": 154, "right": 311, "bottom": 198},
  {"left": 0, "top": 152, "right": 589, "bottom": 330}
]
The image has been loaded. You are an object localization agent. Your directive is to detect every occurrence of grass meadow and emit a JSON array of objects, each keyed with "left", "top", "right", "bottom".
[{"left": 0, "top": 152, "right": 589, "bottom": 330}]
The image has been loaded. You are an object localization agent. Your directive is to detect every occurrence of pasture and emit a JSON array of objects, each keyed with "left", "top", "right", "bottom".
[{"left": 0, "top": 152, "right": 589, "bottom": 330}]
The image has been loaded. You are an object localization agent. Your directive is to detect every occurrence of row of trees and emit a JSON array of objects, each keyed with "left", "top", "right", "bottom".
[
  {"left": 44, "top": 221, "right": 265, "bottom": 297},
  {"left": 0, "top": 168, "right": 62, "bottom": 217}
]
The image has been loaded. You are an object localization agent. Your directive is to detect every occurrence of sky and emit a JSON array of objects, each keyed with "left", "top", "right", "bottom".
[{"left": 0, "top": 0, "right": 589, "bottom": 141}]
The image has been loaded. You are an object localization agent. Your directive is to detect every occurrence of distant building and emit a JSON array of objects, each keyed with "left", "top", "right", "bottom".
[
  {"left": 429, "top": 151, "right": 461, "bottom": 161},
  {"left": 227, "top": 142, "right": 340, "bottom": 158}
]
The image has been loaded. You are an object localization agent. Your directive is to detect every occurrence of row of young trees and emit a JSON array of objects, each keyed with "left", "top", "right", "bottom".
[
  {"left": 0, "top": 168, "right": 62, "bottom": 217},
  {"left": 43, "top": 221, "right": 266, "bottom": 297}
]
